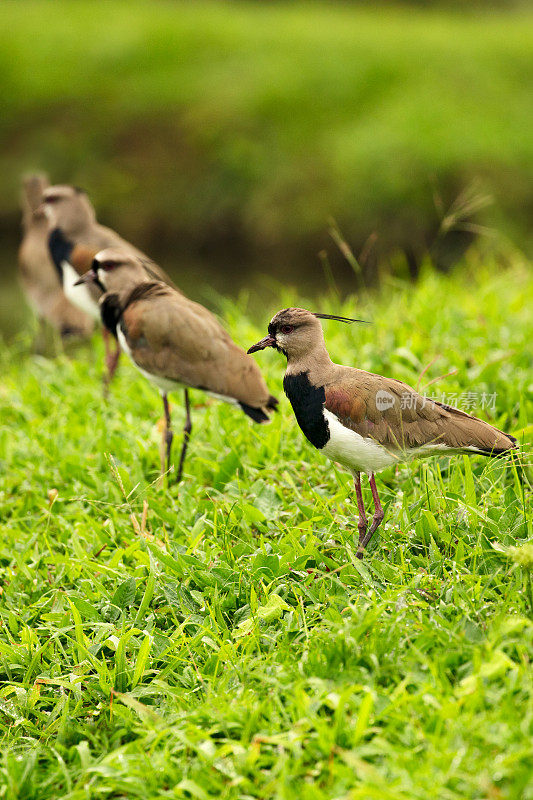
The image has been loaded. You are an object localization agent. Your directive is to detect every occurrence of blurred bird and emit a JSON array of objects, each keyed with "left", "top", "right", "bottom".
[
  {"left": 73, "top": 248, "right": 278, "bottom": 481},
  {"left": 248, "top": 308, "right": 518, "bottom": 559},
  {"left": 18, "top": 174, "right": 93, "bottom": 343},
  {"left": 42, "top": 185, "right": 173, "bottom": 385}
]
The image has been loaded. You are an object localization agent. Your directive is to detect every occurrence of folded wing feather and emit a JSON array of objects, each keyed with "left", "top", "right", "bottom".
[
  {"left": 121, "top": 285, "right": 273, "bottom": 408},
  {"left": 324, "top": 368, "right": 517, "bottom": 455}
]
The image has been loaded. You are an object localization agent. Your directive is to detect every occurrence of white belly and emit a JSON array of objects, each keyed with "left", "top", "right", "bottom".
[
  {"left": 321, "top": 409, "right": 398, "bottom": 475},
  {"left": 116, "top": 326, "right": 178, "bottom": 392},
  {"left": 117, "top": 325, "right": 238, "bottom": 404},
  {"left": 62, "top": 261, "right": 100, "bottom": 321},
  {"left": 321, "top": 409, "right": 468, "bottom": 475}
]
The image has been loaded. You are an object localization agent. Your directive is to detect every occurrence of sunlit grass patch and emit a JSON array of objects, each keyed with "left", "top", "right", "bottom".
[{"left": 0, "top": 263, "right": 531, "bottom": 798}]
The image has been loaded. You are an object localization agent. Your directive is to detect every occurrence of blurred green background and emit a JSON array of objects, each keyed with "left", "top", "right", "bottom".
[{"left": 2, "top": 0, "right": 533, "bottom": 331}]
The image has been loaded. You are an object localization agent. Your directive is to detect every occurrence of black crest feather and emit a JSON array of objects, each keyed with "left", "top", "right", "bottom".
[
  {"left": 137, "top": 256, "right": 163, "bottom": 282},
  {"left": 312, "top": 312, "right": 371, "bottom": 324}
]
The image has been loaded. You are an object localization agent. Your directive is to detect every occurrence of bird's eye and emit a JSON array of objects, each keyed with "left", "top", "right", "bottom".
[
  {"left": 45, "top": 196, "right": 60, "bottom": 204},
  {"left": 280, "top": 325, "right": 294, "bottom": 334}
]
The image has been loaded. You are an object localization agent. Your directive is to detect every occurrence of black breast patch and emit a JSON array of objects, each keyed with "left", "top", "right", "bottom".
[
  {"left": 48, "top": 228, "right": 73, "bottom": 280},
  {"left": 283, "top": 371, "right": 330, "bottom": 449},
  {"left": 100, "top": 293, "right": 122, "bottom": 339}
]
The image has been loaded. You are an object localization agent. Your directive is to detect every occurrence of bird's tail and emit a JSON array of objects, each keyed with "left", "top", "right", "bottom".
[
  {"left": 434, "top": 400, "right": 519, "bottom": 456},
  {"left": 239, "top": 394, "right": 278, "bottom": 424}
]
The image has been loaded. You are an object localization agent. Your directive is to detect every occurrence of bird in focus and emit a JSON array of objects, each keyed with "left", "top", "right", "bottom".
[
  {"left": 18, "top": 174, "right": 93, "bottom": 344},
  {"left": 248, "top": 307, "right": 518, "bottom": 559},
  {"left": 73, "top": 248, "right": 278, "bottom": 482}
]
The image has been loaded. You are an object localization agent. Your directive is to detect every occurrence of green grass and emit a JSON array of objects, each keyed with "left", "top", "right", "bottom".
[
  {"left": 2, "top": 0, "right": 533, "bottom": 266},
  {"left": 0, "top": 262, "right": 532, "bottom": 799}
]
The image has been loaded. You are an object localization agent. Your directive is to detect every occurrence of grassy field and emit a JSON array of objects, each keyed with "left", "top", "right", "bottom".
[
  {"left": 0, "top": 261, "right": 531, "bottom": 798},
  {"left": 2, "top": 0, "right": 533, "bottom": 268}
]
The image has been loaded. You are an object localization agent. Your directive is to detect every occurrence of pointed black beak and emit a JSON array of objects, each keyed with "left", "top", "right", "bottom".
[
  {"left": 247, "top": 335, "right": 276, "bottom": 354},
  {"left": 74, "top": 270, "right": 96, "bottom": 286}
]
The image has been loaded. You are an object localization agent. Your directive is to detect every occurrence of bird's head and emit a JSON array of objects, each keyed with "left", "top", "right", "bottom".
[
  {"left": 248, "top": 308, "right": 369, "bottom": 362},
  {"left": 74, "top": 248, "right": 147, "bottom": 294},
  {"left": 40, "top": 185, "right": 96, "bottom": 235}
]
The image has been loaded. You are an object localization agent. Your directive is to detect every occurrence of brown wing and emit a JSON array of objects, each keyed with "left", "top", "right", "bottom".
[
  {"left": 325, "top": 369, "right": 516, "bottom": 455},
  {"left": 18, "top": 177, "right": 94, "bottom": 336},
  {"left": 19, "top": 224, "right": 94, "bottom": 336},
  {"left": 121, "top": 288, "right": 272, "bottom": 407}
]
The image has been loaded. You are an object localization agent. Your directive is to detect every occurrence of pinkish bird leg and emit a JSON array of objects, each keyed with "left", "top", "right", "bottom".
[
  {"left": 354, "top": 472, "right": 369, "bottom": 559},
  {"left": 360, "top": 473, "right": 384, "bottom": 553}
]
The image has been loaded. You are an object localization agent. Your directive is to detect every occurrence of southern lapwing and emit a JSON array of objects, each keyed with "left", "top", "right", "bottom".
[
  {"left": 41, "top": 184, "right": 146, "bottom": 255},
  {"left": 248, "top": 308, "right": 518, "bottom": 559},
  {"left": 42, "top": 188, "right": 173, "bottom": 386},
  {"left": 18, "top": 174, "right": 93, "bottom": 341},
  {"left": 74, "top": 248, "right": 278, "bottom": 482}
]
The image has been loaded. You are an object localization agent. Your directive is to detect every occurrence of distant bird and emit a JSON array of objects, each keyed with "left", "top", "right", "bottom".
[
  {"left": 72, "top": 248, "right": 278, "bottom": 481},
  {"left": 248, "top": 308, "right": 518, "bottom": 559},
  {"left": 42, "top": 185, "right": 173, "bottom": 385},
  {"left": 18, "top": 174, "right": 93, "bottom": 341}
]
